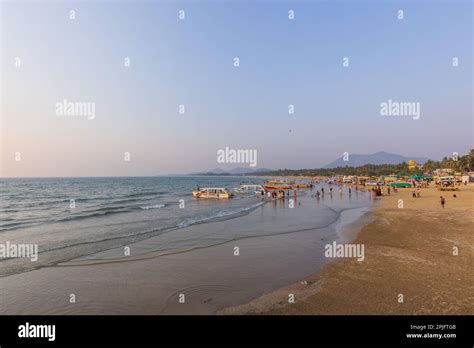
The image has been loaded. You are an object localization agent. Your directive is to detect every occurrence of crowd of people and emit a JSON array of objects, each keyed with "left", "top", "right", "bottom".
[
  {"left": 262, "top": 177, "right": 457, "bottom": 209},
  {"left": 269, "top": 190, "right": 298, "bottom": 199}
]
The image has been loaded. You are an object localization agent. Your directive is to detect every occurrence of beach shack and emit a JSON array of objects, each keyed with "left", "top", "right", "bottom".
[{"left": 437, "top": 176, "right": 458, "bottom": 191}]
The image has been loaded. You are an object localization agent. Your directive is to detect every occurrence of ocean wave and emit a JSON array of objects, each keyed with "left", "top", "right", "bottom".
[
  {"left": 140, "top": 204, "right": 166, "bottom": 210},
  {"left": 5, "top": 192, "right": 167, "bottom": 209},
  {"left": 177, "top": 201, "right": 266, "bottom": 228},
  {"left": 56, "top": 202, "right": 167, "bottom": 221},
  {"left": 55, "top": 208, "right": 134, "bottom": 222},
  {"left": 0, "top": 202, "right": 168, "bottom": 231}
]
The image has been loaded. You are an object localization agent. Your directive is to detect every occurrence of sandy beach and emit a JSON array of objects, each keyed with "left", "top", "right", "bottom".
[
  {"left": 1, "top": 182, "right": 472, "bottom": 315},
  {"left": 219, "top": 184, "right": 474, "bottom": 315}
]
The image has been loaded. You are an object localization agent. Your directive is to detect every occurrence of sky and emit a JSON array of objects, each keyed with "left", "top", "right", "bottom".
[{"left": 1, "top": 0, "right": 472, "bottom": 177}]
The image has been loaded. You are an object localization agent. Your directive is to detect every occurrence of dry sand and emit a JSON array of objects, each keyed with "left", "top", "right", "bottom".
[{"left": 219, "top": 184, "right": 474, "bottom": 314}]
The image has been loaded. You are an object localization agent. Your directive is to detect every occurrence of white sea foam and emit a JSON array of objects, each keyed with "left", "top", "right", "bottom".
[{"left": 140, "top": 204, "right": 166, "bottom": 210}]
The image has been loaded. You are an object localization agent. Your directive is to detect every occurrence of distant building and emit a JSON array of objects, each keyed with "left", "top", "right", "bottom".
[
  {"left": 408, "top": 160, "right": 423, "bottom": 171},
  {"left": 434, "top": 168, "right": 454, "bottom": 175}
]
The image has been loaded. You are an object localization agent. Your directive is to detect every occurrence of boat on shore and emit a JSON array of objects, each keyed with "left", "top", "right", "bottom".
[
  {"left": 234, "top": 184, "right": 265, "bottom": 195},
  {"left": 263, "top": 180, "right": 295, "bottom": 190},
  {"left": 192, "top": 188, "right": 232, "bottom": 199},
  {"left": 263, "top": 183, "right": 293, "bottom": 190},
  {"left": 294, "top": 183, "right": 310, "bottom": 189}
]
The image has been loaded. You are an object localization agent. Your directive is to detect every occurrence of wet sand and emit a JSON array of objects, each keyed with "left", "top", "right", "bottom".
[
  {"left": 0, "top": 191, "right": 373, "bottom": 314},
  {"left": 219, "top": 184, "right": 474, "bottom": 315}
]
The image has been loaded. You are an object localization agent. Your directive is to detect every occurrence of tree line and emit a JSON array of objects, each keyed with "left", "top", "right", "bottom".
[{"left": 254, "top": 149, "right": 474, "bottom": 177}]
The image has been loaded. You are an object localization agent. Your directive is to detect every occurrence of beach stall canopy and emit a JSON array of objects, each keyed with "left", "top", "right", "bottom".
[{"left": 411, "top": 175, "right": 433, "bottom": 181}]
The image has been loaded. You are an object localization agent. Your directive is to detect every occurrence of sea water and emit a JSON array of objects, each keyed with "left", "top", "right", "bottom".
[{"left": 0, "top": 176, "right": 375, "bottom": 277}]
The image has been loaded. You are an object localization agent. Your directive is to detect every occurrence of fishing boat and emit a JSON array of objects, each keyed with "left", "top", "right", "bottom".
[
  {"left": 263, "top": 180, "right": 294, "bottom": 190},
  {"left": 234, "top": 184, "right": 265, "bottom": 195},
  {"left": 267, "top": 180, "right": 295, "bottom": 185},
  {"left": 294, "top": 183, "right": 310, "bottom": 189},
  {"left": 263, "top": 183, "right": 293, "bottom": 190},
  {"left": 192, "top": 188, "right": 232, "bottom": 199}
]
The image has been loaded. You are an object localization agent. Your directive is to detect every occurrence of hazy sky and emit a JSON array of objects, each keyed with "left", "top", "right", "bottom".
[{"left": 1, "top": 0, "right": 472, "bottom": 177}]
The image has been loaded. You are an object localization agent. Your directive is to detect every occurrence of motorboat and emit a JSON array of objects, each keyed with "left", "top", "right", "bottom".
[
  {"left": 234, "top": 184, "right": 265, "bottom": 195},
  {"left": 192, "top": 187, "right": 232, "bottom": 199}
]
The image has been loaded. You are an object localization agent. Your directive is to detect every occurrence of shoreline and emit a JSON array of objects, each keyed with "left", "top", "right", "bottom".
[
  {"left": 218, "top": 184, "right": 474, "bottom": 315},
  {"left": 0, "top": 188, "right": 375, "bottom": 315},
  {"left": 2, "top": 183, "right": 471, "bottom": 315}
]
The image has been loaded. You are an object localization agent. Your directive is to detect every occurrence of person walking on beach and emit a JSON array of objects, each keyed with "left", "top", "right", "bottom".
[
  {"left": 387, "top": 186, "right": 391, "bottom": 195},
  {"left": 412, "top": 190, "right": 416, "bottom": 198},
  {"left": 416, "top": 188, "right": 421, "bottom": 198},
  {"left": 440, "top": 196, "right": 445, "bottom": 208}
]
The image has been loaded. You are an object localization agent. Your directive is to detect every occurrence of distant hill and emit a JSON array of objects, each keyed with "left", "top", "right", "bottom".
[
  {"left": 323, "top": 151, "right": 430, "bottom": 168},
  {"left": 191, "top": 167, "right": 273, "bottom": 175}
]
